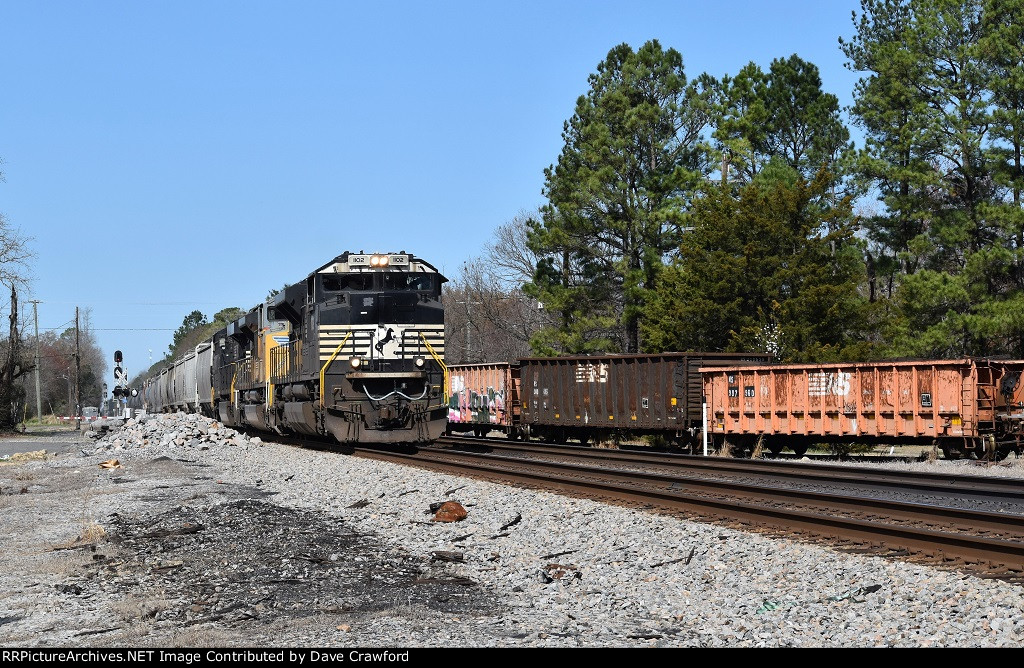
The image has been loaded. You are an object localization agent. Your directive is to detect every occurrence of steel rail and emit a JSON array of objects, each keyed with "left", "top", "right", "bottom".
[
  {"left": 436, "top": 436, "right": 1024, "bottom": 499},
  {"left": 355, "top": 446, "right": 1024, "bottom": 570}
]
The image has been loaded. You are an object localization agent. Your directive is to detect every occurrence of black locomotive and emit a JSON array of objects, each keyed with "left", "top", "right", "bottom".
[{"left": 143, "top": 251, "right": 449, "bottom": 445}]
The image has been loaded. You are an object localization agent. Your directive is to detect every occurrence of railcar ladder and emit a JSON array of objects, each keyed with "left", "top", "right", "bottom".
[{"left": 964, "top": 362, "right": 998, "bottom": 434}]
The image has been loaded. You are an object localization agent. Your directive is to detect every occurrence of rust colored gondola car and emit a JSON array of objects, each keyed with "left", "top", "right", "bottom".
[
  {"left": 518, "top": 352, "right": 771, "bottom": 447},
  {"left": 446, "top": 362, "right": 521, "bottom": 438},
  {"left": 702, "top": 358, "right": 1024, "bottom": 459}
]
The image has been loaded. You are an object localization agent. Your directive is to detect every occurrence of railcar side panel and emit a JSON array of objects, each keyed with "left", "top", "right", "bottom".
[
  {"left": 182, "top": 352, "right": 198, "bottom": 411},
  {"left": 519, "top": 353, "right": 771, "bottom": 442},
  {"left": 196, "top": 342, "right": 214, "bottom": 416},
  {"left": 447, "top": 363, "right": 520, "bottom": 434}
]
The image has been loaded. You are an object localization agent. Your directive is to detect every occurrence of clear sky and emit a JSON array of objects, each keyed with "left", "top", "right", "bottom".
[{"left": 1, "top": 0, "right": 864, "bottom": 382}]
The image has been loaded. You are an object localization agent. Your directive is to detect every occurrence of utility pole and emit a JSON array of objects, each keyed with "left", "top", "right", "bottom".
[
  {"left": 29, "top": 300, "right": 41, "bottom": 423},
  {"left": 74, "top": 306, "right": 81, "bottom": 431},
  {"left": 456, "top": 299, "right": 481, "bottom": 363}
]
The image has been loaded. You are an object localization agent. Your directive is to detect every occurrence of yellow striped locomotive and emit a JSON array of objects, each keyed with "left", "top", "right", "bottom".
[{"left": 142, "top": 251, "right": 449, "bottom": 445}]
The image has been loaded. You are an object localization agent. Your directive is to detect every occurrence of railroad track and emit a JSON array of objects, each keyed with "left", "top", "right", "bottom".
[
  {"left": 436, "top": 435, "right": 1024, "bottom": 503},
  {"left": 348, "top": 439, "right": 1024, "bottom": 580},
  {"left": 242, "top": 430, "right": 1024, "bottom": 579}
]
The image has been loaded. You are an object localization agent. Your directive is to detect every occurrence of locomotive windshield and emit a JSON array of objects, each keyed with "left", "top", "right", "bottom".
[
  {"left": 320, "top": 272, "right": 438, "bottom": 293},
  {"left": 322, "top": 274, "right": 374, "bottom": 291},
  {"left": 382, "top": 273, "right": 437, "bottom": 292}
]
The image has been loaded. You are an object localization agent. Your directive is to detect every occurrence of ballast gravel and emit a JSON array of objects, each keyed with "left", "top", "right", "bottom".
[{"left": 2, "top": 412, "right": 1024, "bottom": 647}]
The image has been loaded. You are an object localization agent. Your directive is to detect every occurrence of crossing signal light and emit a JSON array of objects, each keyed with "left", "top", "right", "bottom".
[{"left": 114, "top": 350, "right": 122, "bottom": 363}]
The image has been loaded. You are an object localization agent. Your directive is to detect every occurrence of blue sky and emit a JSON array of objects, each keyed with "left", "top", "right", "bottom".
[{"left": 1, "top": 0, "right": 863, "bottom": 380}]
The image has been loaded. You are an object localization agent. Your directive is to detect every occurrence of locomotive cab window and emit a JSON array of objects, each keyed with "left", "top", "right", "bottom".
[
  {"left": 322, "top": 274, "right": 373, "bottom": 292},
  {"left": 382, "top": 273, "right": 437, "bottom": 293}
]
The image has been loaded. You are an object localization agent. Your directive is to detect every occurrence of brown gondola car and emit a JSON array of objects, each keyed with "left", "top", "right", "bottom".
[
  {"left": 517, "top": 352, "right": 771, "bottom": 447},
  {"left": 702, "top": 358, "right": 1024, "bottom": 459}
]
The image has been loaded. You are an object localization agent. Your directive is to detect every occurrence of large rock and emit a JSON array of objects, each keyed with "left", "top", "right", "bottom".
[{"left": 432, "top": 501, "right": 468, "bottom": 523}]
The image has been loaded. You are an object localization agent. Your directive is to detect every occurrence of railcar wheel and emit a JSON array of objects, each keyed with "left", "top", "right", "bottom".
[
  {"left": 791, "top": 445, "right": 808, "bottom": 458},
  {"left": 941, "top": 444, "right": 961, "bottom": 460}
]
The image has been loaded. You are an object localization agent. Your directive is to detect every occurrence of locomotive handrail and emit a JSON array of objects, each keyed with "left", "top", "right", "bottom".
[
  {"left": 319, "top": 332, "right": 352, "bottom": 408},
  {"left": 420, "top": 333, "right": 448, "bottom": 404}
]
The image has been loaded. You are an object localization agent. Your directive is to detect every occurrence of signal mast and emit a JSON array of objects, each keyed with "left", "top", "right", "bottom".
[{"left": 110, "top": 350, "right": 137, "bottom": 418}]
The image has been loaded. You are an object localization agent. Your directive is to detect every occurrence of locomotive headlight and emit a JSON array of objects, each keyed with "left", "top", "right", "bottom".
[
  {"left": 369, "top": 256, "right": 380, "bottom": 266},
  {"left": 414, "top": 356, "right": 425, "bottom": 368},
  {"left": 378, "top": 255, "right": 389, "bottom": 266},
  {"left": 350, "top": 356, "right": 362, "bottom": 369}
]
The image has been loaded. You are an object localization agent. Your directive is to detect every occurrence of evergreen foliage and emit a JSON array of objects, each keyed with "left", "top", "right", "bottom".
[
  {"left": 641, "top": 171, "right": 870, "bottom": 361},
  {"left": 526, "top": 40, "right": 717, "bottom": 354},
  {"left": 843, "top": 0, "right": 1024, "bottom": 357}
]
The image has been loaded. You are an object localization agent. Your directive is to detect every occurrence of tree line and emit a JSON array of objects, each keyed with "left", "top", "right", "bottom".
[
  {"left": 129, "top": 306, "right": 246, "bottom": 385},
  {"left": 449, "top": 0, "right": 1024, "bottom": 363}
]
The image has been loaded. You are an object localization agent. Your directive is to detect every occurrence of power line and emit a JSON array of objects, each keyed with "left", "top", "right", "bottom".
[
  {"left": 28, "top": 300, "right": 231, "bottom": 306},
  {"left": 39, "top": 320, "right": 75, "bottom": 332}
]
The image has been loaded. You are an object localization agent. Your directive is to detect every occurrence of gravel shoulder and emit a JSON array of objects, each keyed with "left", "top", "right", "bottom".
[{"left": 2, "top": 415, "right": 1024, "bottom": 647}]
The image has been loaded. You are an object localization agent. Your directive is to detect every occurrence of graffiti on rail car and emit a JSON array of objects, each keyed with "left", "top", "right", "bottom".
[
  {"left": 808, "top": 372, "right": 851, "bottom": 397},
  {"left": 448, "top": 375, "right": 507, "bottom": 425}
]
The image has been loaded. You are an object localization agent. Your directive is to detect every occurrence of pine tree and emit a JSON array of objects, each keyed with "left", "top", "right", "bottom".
[
  {"left": 641, "top": 170, "right": 869, "bottom": 362},
  {"left": 844, "top": 0, "right": 1024, "bottom": 356},
  {"left": 527, "top": 40, "right": 717, "bottom": 353}
]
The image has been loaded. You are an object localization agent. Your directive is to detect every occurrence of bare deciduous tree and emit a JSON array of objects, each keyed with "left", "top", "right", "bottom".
[
  {"left": 0, "top": 175, "right": 36, "bottom": 429},
  {"left": 444, "top": 211, "right": 556, "bottom": 363}
]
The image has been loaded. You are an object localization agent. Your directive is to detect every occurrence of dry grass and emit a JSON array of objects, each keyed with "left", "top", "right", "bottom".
[
  {"left": 717, "top": 439, "right": 734, "bottom": 458},
  {"left": 148, "top": 627, "right": 236, "bottom": 648},
  {"left": 110, "top": 595, "right": 176, "bottom": 622},
  {"left": 751, "top": 434, "right": 765, "bottom": 459},
  {"left": 80, "top": 521, "right": 107, "bottom": 543},
  {"left": 52, "top": 520, "right": 106, "bottom": 551},
  {"left": 0, "top": 450, "right": 48, "bottom": 467}
]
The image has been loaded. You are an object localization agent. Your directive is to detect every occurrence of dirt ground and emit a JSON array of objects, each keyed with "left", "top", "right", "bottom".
[{"left": 0, "top": 431, "right": 498, "bottom": 647}]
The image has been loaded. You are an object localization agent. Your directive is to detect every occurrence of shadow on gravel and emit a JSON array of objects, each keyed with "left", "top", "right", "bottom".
[{"left": 76, "top": 498, "right": 497, "bottom": 635}]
